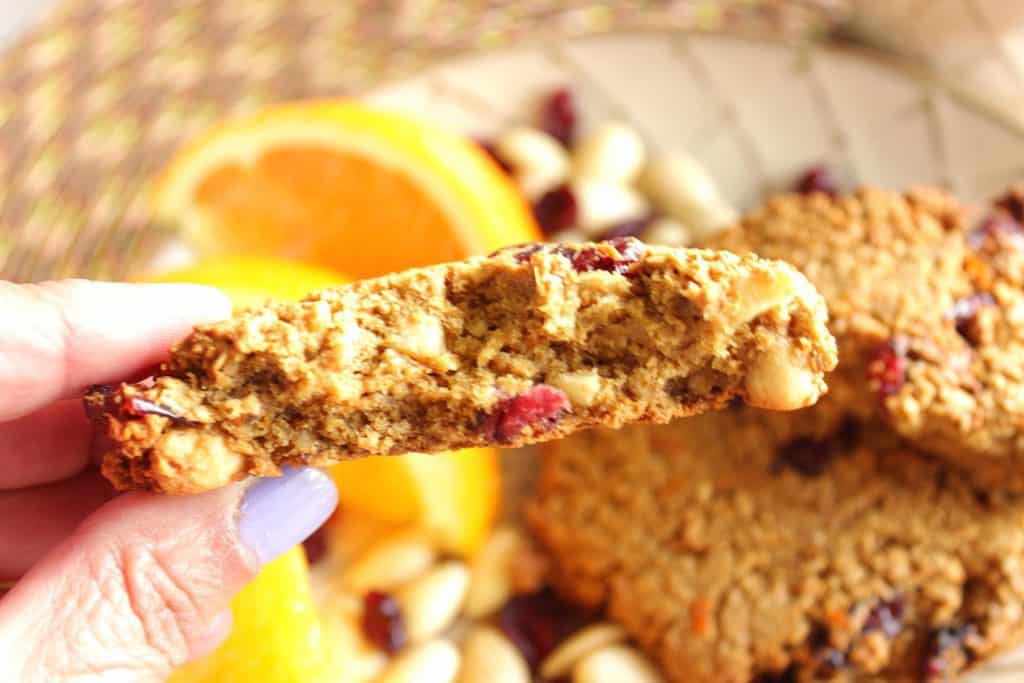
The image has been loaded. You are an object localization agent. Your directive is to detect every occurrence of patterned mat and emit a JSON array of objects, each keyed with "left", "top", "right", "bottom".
[{"left": 0, "top": 0, "right": 842, "bottom": 282}]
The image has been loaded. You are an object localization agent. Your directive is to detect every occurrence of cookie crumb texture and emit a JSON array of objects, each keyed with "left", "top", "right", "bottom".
[
  {"left": 711, "top": 186, "right": 1024, "bottom": 489},
  {"left": 528, "top": 411, "right": 1024, "bottom": 683},
  {"left": 87, "top": 239, "right": 836, "bottom": 494}
]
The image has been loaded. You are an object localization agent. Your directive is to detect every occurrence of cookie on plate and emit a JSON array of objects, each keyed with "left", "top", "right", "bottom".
[
  {"left": 528, "top": 410, "right": 1024, "bottom": 683},
  {"left": 712, "top": 186, "right": 1024, "bottom": 488},
  {"left": 87, "top": 238, "right": 837, "bottom": 494}
]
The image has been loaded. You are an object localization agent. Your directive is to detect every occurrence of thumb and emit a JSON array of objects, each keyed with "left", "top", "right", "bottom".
[{"left": 0, "top": 467, "right": 337, "bottom": 683}]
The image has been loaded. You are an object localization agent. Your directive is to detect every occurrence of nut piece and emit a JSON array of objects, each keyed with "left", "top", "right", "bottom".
[
  {"left": 151, "top": 430, "right": 245, "bottom": 493},
  {"left": 377, "top": 639, "right": 460, "bottom": 683},
  {"left": 541, "top": 623, "right": 628, "bottom": 679},
  {"left": 496, "top": 126, "right": 571, "bottom": 200},
  {"left": 745, "top": 343, "right": 823, "bottom": 411},
  {"left": 641, "top": 217, "right": 691, "bottom": 247},
  {"left": 573, "top": 121, "right": 647, "bottom": 185},
  {"left": 639, "top": 153, "right": 736, "bottom": 241},
  {"left": 390, "top": 315, "right": 453, "bottom": 371},
  {"left": 571, "top": 178, "right": 649, "bottom": 236},
  {"left": 396, "top": 561, "right": 470, "bottom": 643},
  {"left": 457, "top": 626, "right": 531, "bottom": 683},
  {"left": 572, "top": 645, "right": 665, "bottom": 683},
  {"left": 465, "top": 526, "right": 523, "bottom": 618},
  {"left": 733, "top": 269, "right": 797, "bottom": 323},
  {"left": 343, "top": 531, "right": 437, "bottom": 594},
  {"left": 549, "top": 370, "right": 602, "bottom": 408}
]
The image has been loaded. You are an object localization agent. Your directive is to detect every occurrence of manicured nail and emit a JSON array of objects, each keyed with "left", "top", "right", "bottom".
[{"left": 237, "top": 467, "right": 338, "bottom": 565}]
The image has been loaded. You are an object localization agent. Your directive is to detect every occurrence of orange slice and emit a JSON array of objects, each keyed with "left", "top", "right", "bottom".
[
  {"left": 152, "top": 101, "right": 540, "bottom": 280},
  {"left": 167, "top": 547, "right": 328, "bottom": 683},
  {"left": 149, "top": 256, "right": 349, "bottom": 309},
  {"left": 330, "top": 447, "right": 501, "bottom": 557}
]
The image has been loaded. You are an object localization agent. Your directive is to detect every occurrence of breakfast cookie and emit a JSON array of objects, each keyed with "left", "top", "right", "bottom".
[
  {"left": 528, "top": 410, "right": 1024, "bottom": 683},
  {"left": 712, "top": 186, "right": 1024, "bottom": 488},
  {"left": 87, "top": 238, "right": 837, "bottom": 494}
]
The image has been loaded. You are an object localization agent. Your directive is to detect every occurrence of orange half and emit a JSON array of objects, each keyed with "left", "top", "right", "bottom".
[{"left": 152, "top": 101, "right": 540, "bottom": 279}]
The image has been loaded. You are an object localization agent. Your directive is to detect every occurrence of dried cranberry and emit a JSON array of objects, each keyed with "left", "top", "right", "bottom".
[
  {"left": 793, "top": 163, "right": 839, "bottom": 196},
  {"left": 773, "top": 421, "right": 859, "bottom": 479},
  {"left": 302, "top": 523, "right": 329, "bottom": 565},
  {"left": 496, "top": 589, "right": 589, "bottom": 671},
  {"left": 557, "top": 237, "right": 643, "bottom": 276},
  {"left": 867, "top": 337, "right": 909, "bottom": 403},
  {"left": 993, "top": 188, "right": 1024, "bottom": 223},
  {"left": 807, "top": 624, "right": 847, "bottom": 676},
  {"left": 482, "top": 385, "right": 570, "bottom": 444},
  {"left": 600, "top": 214, "right": 654, "bottom": 241},
  {"left": 946, "top": 292, "right": 995, "bottom": 345},
  {"left": 924, "top": 623, "right": 977, "bottom": 681},
  {"left": 863, "top": 598, "right": 904, "bottom": 639},
  {"left": 125, "top": 396, "right": 193, "bottom": 424},
  {"left": 533, "top": 185, "right": 578, "bottom": 235},
  {"left": 540, "top": 88, "right": 577, "bottom": 147},
  {"left": 361, "top": 590, "right": 406, "bottom": 654},
  {"left": 513, "top": 243, "right": 544, "bottom": 263},
  {"left": 476, "top": 138, "right": 512, "bottom": 174},
  {"left": 967, "top": 214, "right": 1024, "bottom": 249}
]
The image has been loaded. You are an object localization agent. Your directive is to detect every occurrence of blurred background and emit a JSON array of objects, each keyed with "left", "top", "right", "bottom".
[
  {"left": 0, "top": 0, "right": 1020, "bottom": 285},
  {"left": 5, "top": 2, "right": 1024, "bottom": 681}
]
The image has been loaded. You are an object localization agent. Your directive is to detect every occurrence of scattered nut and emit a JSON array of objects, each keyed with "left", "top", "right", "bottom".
[
  {"left": 457, "top": 626, "right": 531, "bottom": 683},
  {"left": 573, "top": 121, "right": 647, "bottom": 185},
  {"left": 685, "top": 198, "right": 738, "bottom": 243},
  {"left": 745, "top": 343, "right": 822, "bottom": 411},
  {"left": 638, "top": 153, "right": 735, "bottom": 241},
  {"left": 572, "top": 178, "right": 649, "bottom": 236},
  {"left": 540, "top": 623, "right": 628, "bottom": 679},
  {"left": 641, "top": 217, "right": 691, "bottom": 247},
  {"left": 496, "top": 126, "right": 571, "bottom": 200},
  {"left": 343, "top": 531, "right": 437, "bottom": 594},
  {"left": 548, "top": 369, "right": 601, "bottom": 408},
  {"left": 572, "top": 645, "right": 665, "bottom": 683},
  {"left": 397, "top": 561, "right": 471, "bottom": 643},
  {"left": 376, "top": 639, "right": 461, "bottom": 683},
  {"left": 465, "top": 527, "right": 523, "bottom": 618}
]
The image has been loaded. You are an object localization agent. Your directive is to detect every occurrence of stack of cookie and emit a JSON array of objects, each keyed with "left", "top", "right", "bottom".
[{"left": 529, "top": 186, "right": 1024, "bottom": 682}]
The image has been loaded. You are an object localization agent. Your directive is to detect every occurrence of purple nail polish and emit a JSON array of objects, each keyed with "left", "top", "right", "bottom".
[{"left": 238, "top": 467, "right": 338, "bottom": 565}]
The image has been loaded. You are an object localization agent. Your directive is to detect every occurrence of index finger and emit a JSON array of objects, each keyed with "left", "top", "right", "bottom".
[{"left": 0, "top": 279, "right": 230, "bottom": 421}]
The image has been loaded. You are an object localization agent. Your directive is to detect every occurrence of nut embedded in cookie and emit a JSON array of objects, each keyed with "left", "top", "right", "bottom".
[{"left": 88, "top": 240, "right": 837, "bottom": 494}]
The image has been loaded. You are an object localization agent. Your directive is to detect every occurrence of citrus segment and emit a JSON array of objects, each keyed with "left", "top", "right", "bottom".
[
  {"left": 153, "top": 102, "right": 540, "bottom": 279},
  {"left": 167, "top": 548, "right": 326, "bottom": 683},
  {"left": 150, "top": 256, "right": 348, "bottom": 309},
  {"left": 330, "top": 447, "right": 501, "bottom": 557}
]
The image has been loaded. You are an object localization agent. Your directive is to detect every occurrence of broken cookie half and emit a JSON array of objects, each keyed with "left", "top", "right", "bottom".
[{"left": 86, "top": 238, "right": 837, "bottom": 494}]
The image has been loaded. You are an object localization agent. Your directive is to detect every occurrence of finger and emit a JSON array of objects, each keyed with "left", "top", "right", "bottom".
[
  {"left": 0, "top": 470, "right": 114, "bottom": 579},
  {"left": 0, "top": 467, "right": 337, "bottom": 682},
  {"left": 0, "top": 400, "right": 91, "bottom": 490},
  {"left": 0, "top": 280, "right": 231, "bottom": 421}
]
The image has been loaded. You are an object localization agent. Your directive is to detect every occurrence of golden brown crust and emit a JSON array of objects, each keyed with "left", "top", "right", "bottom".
[
  {"left": 711, "top": 186, "right": 1024, "bottom": 489},
  {"left": 528, "top": 411, "right": 1024, "bottom": 683},
  {"left": 87, "top": 239, "right": 836, "bottom": 494}
]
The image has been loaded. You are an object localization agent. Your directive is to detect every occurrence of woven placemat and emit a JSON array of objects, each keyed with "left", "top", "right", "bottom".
[{"left": 0, "top": 0, "right": 843, "bottom": 283}]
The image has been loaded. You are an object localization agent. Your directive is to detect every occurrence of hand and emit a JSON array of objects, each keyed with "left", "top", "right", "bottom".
[{"left": 0, "top": 280, "right": 338, "bottom": 682}]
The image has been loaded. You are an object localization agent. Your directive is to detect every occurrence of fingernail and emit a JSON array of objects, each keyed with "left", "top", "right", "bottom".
[{"left": 238, "top": 467, "right": 338, "bottom": 565}]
